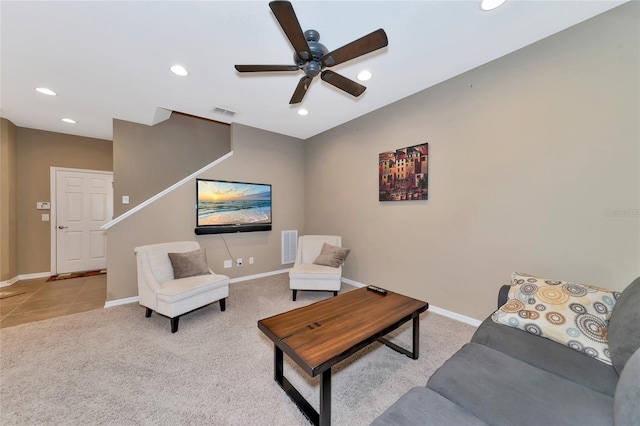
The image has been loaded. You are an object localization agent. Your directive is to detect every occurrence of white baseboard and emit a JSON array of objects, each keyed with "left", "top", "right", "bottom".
[
  {"left": 0, "top": 277, "right": 19, "bottom": 288},
  {"left": 229, "top": 268, "right": 291, "bottom": 284},
  {"left": 22, "top": 272, "right": 52, "bottom": 280},
  {"left": 1, "top": 272, "right": 51, "bottom": 287},
  {"left": 427, "top": 306, "right": 482, "bottom": 327},
  {"left": 341, "top": 277, "right": 366, "bottom": 288},
  {"left": 104, "top": 296, "right": 139, "bottom": 308},
  {"left": 341, "top": 277, "right": 481, "bottom": 327},
  {"left": 102, "top": 271, "right": 483, "bottom": 327},
  {"left": 104, "top": 269, "right": 293, "bottom": 308}
]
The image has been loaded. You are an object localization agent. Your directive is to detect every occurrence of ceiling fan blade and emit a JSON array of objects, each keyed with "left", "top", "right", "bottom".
[
  {"left": 321, "top": 70, "right": 366, "bottom": 97},
  {"left": 269, "top": 1, "right": 312, "bottom": 61},
  {"left": 321, "top": 28, "right": 388, "bottom": 68},
  {"left": 289, "top": 76, "right": 313, "bottom": 104},
  {"left": 235, "top": 65, "right": 299, "bottom": 72}
]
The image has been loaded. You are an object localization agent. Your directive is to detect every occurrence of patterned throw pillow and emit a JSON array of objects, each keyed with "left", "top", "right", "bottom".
[{"left": 491, "top": 272, "right": 621, "bottom": 365}]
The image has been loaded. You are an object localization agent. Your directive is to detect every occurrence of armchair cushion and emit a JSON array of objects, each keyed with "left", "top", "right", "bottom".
[
  {"left": 313, "top": 243, "right": 350, "bottom": 268},
  {"left": 168, "top": 247, "right": 210, "bottom": 279},
  {"left": 156, "top": 273, "right": 228, "bottom": 302},
  {"left": 289, "top": 263, "right": 342, "bottom": 280}
]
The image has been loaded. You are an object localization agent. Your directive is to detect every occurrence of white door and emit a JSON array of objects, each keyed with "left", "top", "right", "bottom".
[{"left": 55, "top": 169, "right": 113, "bottom": 274}]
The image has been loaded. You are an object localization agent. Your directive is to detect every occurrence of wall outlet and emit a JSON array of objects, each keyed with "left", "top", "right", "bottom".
[
  {"left": 223, "top": 260, "right": 232, "bottom": 269},
  {"left": 249, "top": 257, "right": 254, "bottom": 265},
  {"left": 237, "top": 258, "right": 243, "bottom": 266}
]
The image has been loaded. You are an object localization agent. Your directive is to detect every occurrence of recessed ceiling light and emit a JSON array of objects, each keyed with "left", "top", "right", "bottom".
[
  {"left": 170, "top": 64, "right": 189, "bottom": 76},
  {"left": 298, "top": 109, "right": 309, "bottom": 116},
  {"left": 357, "top": 70, "right": 373, "bottom": 81},
  {"left": 480, "top": 0, "right": 507, "bottom": 11},
  {"left": 36, "top": 87, "right": 57, "bottom": 96},
  {"left": 61, "top": 118, "right": 76, "bottom": 124}
]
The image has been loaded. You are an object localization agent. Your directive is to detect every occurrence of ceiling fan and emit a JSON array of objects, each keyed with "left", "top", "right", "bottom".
[{"left": 234, "top": 0, "right": 388, "bottom": 104}]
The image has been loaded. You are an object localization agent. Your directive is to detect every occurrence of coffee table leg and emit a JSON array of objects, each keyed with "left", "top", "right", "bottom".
[
  {"left": 273, "top": 345, "right": 321, "bottom": 425},
  {"left": 378, "top": 314, "right": 420, "bottom": 359},
  {"left": 275, "top": 345, "right": 284, "bottom": 383},
  {"left": 319, "top": 369, "right": 331, "bottom": 426},
  {"left": 412, "top": 315, "right": 420, "bottom": 359}
]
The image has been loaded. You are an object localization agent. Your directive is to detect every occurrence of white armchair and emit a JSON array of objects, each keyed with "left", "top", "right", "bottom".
[
  {"left": 289, "top": 235, "right": 345, "bottom": 301},
  {"left": 134, "top": 241, "right": 229, "bottom": 333}
]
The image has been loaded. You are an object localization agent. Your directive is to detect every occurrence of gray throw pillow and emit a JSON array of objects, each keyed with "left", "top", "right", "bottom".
[
  {"left": 607, "top": 277, "right": 640, "bottom": 375},
  {"left": 168, "top": 248, "right": 210, "bottom": 279},
  {"left": 313, "top": 243, "right": 350, "bottom": 268}
]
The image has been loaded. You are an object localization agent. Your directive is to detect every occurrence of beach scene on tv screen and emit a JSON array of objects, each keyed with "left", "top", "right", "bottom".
[{"left": 198, "top": 181, "right": 271, "bottom": 226}]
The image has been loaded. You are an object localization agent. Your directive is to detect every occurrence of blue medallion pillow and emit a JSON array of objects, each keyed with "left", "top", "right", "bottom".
[{"left": 492, "top": 272, "right": 620, "bottom": 364}]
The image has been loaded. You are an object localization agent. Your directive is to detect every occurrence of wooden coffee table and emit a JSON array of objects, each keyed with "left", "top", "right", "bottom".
[{"left": 258, "top": 286, "right": 429, "bottom": 426}]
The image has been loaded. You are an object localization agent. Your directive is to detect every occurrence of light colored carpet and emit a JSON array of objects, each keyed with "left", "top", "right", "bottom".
[{"left": 0, "top": 273, "right": 476, "bottom": 425}]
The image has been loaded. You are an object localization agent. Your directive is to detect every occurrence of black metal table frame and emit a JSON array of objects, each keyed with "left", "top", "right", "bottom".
[{"left": 272, "top": 315, "right": 421, "bottom": 426}]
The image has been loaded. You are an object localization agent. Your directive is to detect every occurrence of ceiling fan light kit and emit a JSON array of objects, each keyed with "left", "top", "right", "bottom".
[
  {"left": 36, "top": 87, "right": 57, "bottom": 96},
  {"left": 234, "top": 0, "right": 388, "bottom": 104},
  {"left": 481, "top": 0, "right": 507, "bottom": 11},
  {"left": 170, "top": 64, "right": 189, "bottom": 76},
  {"left": 357, "top": 70, "right": 373, "bottom": 82}
]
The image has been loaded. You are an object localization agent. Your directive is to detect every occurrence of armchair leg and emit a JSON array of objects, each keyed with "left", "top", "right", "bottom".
[
  {"left": 219, "top": 298, "right": 226, "bottom": 311},
  {"left": 171, "top": 317, "right": 179, "bottom": 333},
  {"left": 145, "top": 307, "right": 152, "bottom": 318},
  {"left": 292, "top": 289, "right": 297, "bottom": 301},
  {"left": 333, "top": 291, "right": 338, "bottom": 297}
]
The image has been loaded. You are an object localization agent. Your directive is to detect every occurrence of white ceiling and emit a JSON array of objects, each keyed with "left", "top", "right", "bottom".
[{"left": 0, "top": 0, "right": 628, "bottom": 141}]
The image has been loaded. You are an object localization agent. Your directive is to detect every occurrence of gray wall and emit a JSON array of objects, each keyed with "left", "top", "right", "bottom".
[
  {"left": 14, "top": 127, "right": 113, "bottom": 275},
  {"left": 0, "top": 118, "right": 18, "bottom": 282},
  {"left": 112, "top": 112, "right": 231, "bottom": 217},
  {"left": 304, "top": 2, "right": 640, "bottom": 320},
  {"left": 106, "top": 124, "right": 305, "bottom": 301}
]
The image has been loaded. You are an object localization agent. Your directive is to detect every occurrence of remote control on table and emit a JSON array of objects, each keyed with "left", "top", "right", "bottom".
[{"left": 367, "top": 285, "right": 388, "bottom": 295}]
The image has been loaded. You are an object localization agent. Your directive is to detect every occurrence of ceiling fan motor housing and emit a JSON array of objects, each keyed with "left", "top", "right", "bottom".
[
  {"left": 294, "top": 29, "right": 328, "bottom": 77},
  {"left": 235, "top": 1, "right": 388, "bottom": 104}
]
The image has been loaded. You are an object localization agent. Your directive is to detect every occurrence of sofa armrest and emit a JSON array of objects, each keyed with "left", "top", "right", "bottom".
[{"left": 498, "top": 284, "right": 511, "bottom": 308}]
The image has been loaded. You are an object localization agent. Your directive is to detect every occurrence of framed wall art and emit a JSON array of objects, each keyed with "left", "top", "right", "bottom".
[{"left": 379, "top": 143, "right": 428, "bottom": 201}]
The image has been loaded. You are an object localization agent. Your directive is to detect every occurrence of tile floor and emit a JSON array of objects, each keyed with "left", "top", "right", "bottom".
[{"left": 0, "top": 274, "right": 106, "bottom": 328}]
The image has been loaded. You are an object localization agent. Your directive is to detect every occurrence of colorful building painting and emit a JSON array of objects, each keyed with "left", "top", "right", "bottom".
[{"left": 379, "top": 143, "right": 428, "bottom": 201}]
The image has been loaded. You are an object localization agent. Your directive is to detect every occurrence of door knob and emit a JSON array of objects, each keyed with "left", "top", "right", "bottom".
[{"left": 58, "top": 225, "right": 68, "bottom": 229}]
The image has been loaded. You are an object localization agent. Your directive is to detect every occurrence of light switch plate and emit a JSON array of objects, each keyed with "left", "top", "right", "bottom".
[{"left": 122, "top": 195, "right": 129, "bottom": 204}]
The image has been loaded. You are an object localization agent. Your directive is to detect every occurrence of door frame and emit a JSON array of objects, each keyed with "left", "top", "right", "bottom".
[{"left": 50, "top": 167, "right": 114, "bottom": 275}]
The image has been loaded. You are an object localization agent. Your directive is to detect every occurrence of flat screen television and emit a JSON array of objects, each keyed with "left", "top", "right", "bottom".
[{"left": 195, "top": 178, "right": 272, "bottom": 234}]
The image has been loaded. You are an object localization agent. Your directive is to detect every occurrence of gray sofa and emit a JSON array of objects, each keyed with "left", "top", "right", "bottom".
[{"left": 371, "top": 277, "right": 640, "bottom": 426}]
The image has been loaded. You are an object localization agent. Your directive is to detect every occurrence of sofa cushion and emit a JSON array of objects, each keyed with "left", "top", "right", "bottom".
[
  {"left": 614, "top": 347, "right": 640, "bottom": 425},
  {"left": 427, "top": 343, "right": 614, "bottom": 426},
  {"left": 370, "top": 387, "right": 488, "bottom": 426},
  {"left": 491, "top": 272, "right": 619, "bottom": 364},
  {"left": 607, "top": 277, "right": 640, "bottom": 375},
  {"left": 313, "top": 243, "right": 350, "bottom": 268},
  {"left": 471, "top": 317, "right": 619, "bottom": 396},
  {"left": 168, "top": 248, "right": 210, "bottom": 279}
]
